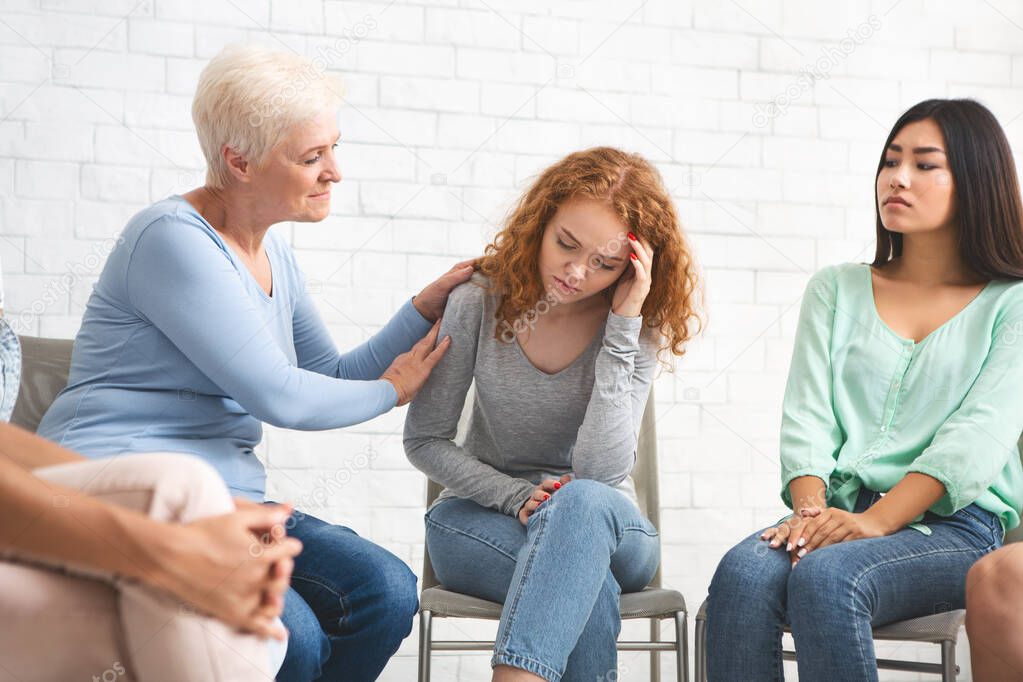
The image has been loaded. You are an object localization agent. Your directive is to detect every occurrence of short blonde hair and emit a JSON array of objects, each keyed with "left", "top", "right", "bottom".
[{"left": 192, "top": 45, "right": 344, "bottom": 188}]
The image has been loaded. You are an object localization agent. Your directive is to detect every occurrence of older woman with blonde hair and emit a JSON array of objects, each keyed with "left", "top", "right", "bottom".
[{"left": 37, "top": 45, "right": 471, "bottom": 681}]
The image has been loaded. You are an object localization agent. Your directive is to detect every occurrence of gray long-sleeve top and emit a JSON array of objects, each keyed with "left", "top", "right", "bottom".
[{"left": 403, "top": 273, "right": 659, "bottom": 517}]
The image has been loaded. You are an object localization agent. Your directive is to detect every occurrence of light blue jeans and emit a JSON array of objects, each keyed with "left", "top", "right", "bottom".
[
  {"left": 706, "top": 487, "right": 1004, "bottom": 681},
  {"left": 0, "top": 317, "right": 20, "bottom": 422},
  {"left": 425, "top": 479, "right": 660, "bottom": 682}
]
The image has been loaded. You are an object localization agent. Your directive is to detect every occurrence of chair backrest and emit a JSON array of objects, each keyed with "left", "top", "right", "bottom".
[
  {"left": 10, "top": 336, "right": 73, "bottom": 432},
  {"left": 422, "top": 385, "right": 661, "bottom": 591}
]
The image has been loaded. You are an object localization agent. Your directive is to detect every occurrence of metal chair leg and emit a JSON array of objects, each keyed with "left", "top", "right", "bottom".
[
  {"left": 940, "top": 640, "right": 958, "bottom": 682},
  {"left": 418, "top": 610, "right": 432, "bottom": 682},
  {"left": 693, "top": 617, "right": 706, "bottom": 682},
  {"left": 650, "top": 618, "right": 661, "bottom": 682},
  {"left": 675, "top": 610, "right": 689, "bottom": 682}
]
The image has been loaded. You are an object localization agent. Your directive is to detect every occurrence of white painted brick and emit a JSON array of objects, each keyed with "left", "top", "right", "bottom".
[
  {"left": 536, "top": 87, "right": 629, "bottom": 124},
  {"left": 818, "top": 105, "right": 891, "bottom": 141},
  {"left": 761, "top": 136, "right": 847, "bottom": 170},
  {"left": 493, "top": 118, "right": 583, "bottom": 155},
  {"left": 123, "top": 91, "right": 193, "bottom": 130},
  {"left": 269, "top": 0, "right": 323, "bottom": 34},
  {"left": 651, "top": 65, "right": 739, "bottom": 99},
  {"left": 194, "top": 25, "right": 249, "bottom": 57},
  {"left": 694, "top": 0, "right": 784, "bottom": 34},
  {"left": 671, "top": 30, "right": 759, "bottom": 69},
  {"left": 128, "top": 19, "right": 194, "bottom": 56},
  {"left": 579, "top": 123, "right": 673, "bottom": 162},
  {"left": 11, "top": 122, "right": 92, "bottom": 162},
  {"left": 165, "top": 56, "right": 206, "bottom": 95},
  {"left": 456, "top": 47, "right": 554, "bottom": 84},
  {"left": 354, "top": 40, "right": 454, "bottom": 77},
  {"left": 359, "top": 182, "right": 461, "bottom": 220},
  {"left": 0, "top": 45, "right": 51, "bottom": 83},
  {"left": 578, "top": 23, "right": 672, "bottom": 63},
  {"left": 436, "top": 112, "right": 497, "bottom": 150},
  {"left": 324, "top": 2, "right": 423, "bottom": 43},
  {"left": 2, "top": 198, "right": 75, "bottom": 238},
  {"left": 1, "top": 85, "right": 124, "bottom": 124},
  {"left": 573, "top": 57, "right": 651, "bottom": 94},
  {"left": 521, "top": 15, "right": 579, "bottom": 55},
  {"left": 81, "top": 164, "right": 151, "bottom": 203},
  {"left": 94, "top": 125, "right": 203, "bottom": 168},
  {"left": 53, "top": 48, "right": 165, "bottom": 91},
  {"left": 424, "top": 7, "right": 519, "bottom": 50},
  {"left": 379, "top": 75, "right": 479, "bottom": 114},
  {"left": 757, "top": 202, "right": 845, "bottom": 239},
  {"left": 340, "top": 142, "right": 417, "bottom": 182},
  {"left": 673, "top": 130, "right": 760, "bottom": 167},
  {"left": 341, "top": 107, "right": 437, "bottom": 147},
  {"left": 40, "top": 0, "right": 153, "bottom": 16},
  {"left": 15, "top": 160, "right": 77, "bottom": 199},
  {"left": 155, "top": 0, "right": 269, "bottom": 26},
  {"left": 74, "top": 200, "right": 141, "bottom": 240},
  {"left": 0, "top": 12, "right": 126, "bottom": 50},
  {"left": 931, "top": 49, "right": 1013, "bottom": 86}
]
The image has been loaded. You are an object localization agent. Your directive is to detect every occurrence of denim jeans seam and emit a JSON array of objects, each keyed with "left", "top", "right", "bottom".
[
  {"left": 290, "top": 573, "right": 351, "bottom": 630},
  {"left": 846, "top": 544, "right": 986, "bottom": 680},
  {"left": 495, "top": 507, "right": 551, "bottom": 659},
  {"left": 425, "top": 516, "right": 518, "bottom": 562},
  {"left": 491, "top": 650, "right": 561, "bottom": 682}
]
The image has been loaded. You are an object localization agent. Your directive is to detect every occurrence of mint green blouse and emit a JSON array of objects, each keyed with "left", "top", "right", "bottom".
[{"left": 780, "top": 262, "right": 1023, "bottom": 534}]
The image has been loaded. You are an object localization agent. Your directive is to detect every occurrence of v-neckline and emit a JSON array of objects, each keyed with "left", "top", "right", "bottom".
[
  {"left": 175, "top": 195, "right": 275, "bottom": 301},
  {"left": 865, "top": 264, "right": 992, "bottom": 346},
  {"left": 512, "top": 320, "right": 606, "bottom": 378}
]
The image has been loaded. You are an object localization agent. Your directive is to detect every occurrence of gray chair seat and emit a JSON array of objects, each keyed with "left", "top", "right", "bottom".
[
  {"left": 693, "top": 598, "right": 965, "bottom": 681},
  {"left": 422, "top": 585, "right": 687, "bottom": 621}
]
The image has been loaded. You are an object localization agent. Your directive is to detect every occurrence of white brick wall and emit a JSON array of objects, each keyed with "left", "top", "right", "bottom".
[{"left": 2, "top": 1, "right": 1022, "bottom": 679}]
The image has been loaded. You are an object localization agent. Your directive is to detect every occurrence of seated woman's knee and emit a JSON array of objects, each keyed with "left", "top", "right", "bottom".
[
  {"left": 968, "top": 546, "right": 1023, "bottom": 604},
  {"left": 131, "top": 452, "right": 234, "bottom": 520},
  {"left": 366, "top": 553, "right": 419, "bottom": 636},
  {"left": 548, "top": 478, "right": 619, "bottom": 515}
]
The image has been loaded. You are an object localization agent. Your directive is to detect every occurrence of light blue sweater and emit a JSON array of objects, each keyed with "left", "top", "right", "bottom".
[{"left": 37, "top": 196, "right": 432, "bottom": 499}]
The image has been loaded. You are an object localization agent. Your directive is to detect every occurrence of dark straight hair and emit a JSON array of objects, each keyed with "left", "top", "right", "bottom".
[{"left": 872, "top": 98, "right": 1023, "bottom": 280}]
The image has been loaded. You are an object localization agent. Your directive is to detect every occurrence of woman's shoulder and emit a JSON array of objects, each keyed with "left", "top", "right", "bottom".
[
  {"left": 121, "top": 196, "right": 221, "bottom": 253},
  {"left": 446, "top": 271, "right": 494, "bottom": 315}
]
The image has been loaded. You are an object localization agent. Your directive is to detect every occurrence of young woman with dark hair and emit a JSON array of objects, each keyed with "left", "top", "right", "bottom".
[{"left": 705, "top": 98, "right": 1023, "bottom": 681}]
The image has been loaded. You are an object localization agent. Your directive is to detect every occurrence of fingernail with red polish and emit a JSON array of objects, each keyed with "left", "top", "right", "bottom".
[
  {"left": 543, "top": 494, "right": 550, "bottom": 500},
  {"left": 554, "top": 482, "right": 561, "bottom": 489},
  {"left": 630, "top": 253, "right": 638, "bottom": 260},
  {"left": 628, "top": 232, "right": 637, "bottom": 241}
]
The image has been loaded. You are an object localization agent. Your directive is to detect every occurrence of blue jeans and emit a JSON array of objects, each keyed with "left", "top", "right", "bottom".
[
  {"left": 706, "top": 487, "right": 1004, "bottom": 681},
  {"left": 270, "top": 506, "right": 419, "bottom": 682},
  {"left": 0, "top": 317, "right": 20, "bottom": 422},
  {"left": 425, "top": 479, "right": 660, "bottom": 682}
]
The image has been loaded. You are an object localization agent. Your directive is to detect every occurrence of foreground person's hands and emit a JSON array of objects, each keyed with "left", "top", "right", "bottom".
[
  {"left": 152, "top": 501, "right": 301, "bottom": 640},
  {"left": 381, "top": 321, "right": 451, "bottom": 406},
  {"left": 413, "top": 259, "right": 476, "bottom": 323},
  {"left": 517, "top": 475, "right": 573, "bottom": 525}
]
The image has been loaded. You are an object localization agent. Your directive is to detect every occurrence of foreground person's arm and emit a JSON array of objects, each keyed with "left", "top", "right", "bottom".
[{"left": 0, "top": 423, "right": 300, "bottom": 639}]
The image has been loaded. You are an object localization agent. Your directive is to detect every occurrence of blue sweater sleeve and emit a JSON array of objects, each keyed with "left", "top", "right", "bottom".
[
  {"left": 292, "top": 277, "right": 434, "bottom": 381},
  {"left": 125, "top": 216, "right": 398, "bottom": 430}
]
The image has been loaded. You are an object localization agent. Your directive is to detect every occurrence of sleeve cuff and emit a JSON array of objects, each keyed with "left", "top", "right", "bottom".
[
  {"left": 906, "top": 463, "right": 960, "bottom": 516},
  {"left": 502, "top": 482, "right": 538, "bottom": 518}
]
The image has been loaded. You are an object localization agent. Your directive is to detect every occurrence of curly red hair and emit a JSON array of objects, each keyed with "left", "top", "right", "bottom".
[{"left": 477, "top": 146, "right": 703, "bottom": 362}]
